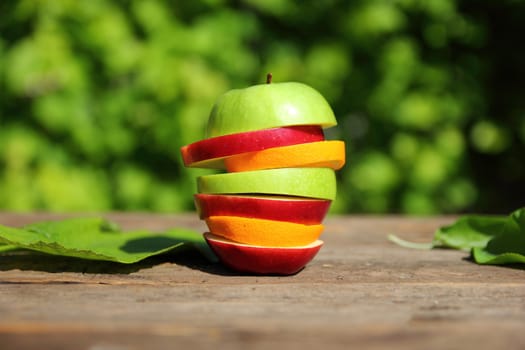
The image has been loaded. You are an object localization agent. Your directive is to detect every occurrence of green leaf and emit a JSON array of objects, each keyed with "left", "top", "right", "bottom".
[
  {"left": 0, "top": 244, "right": 19, "bottom": 252},
  {"left": 472, "top": 208, "right": 525, "bottom": 265},
  {"left": 389, "top": 213, "right": 509, "bottom": 251},
  {"left": 0, "top": 217, "right": 214, "bottom": 264},
  {"left": 390, "top": 207, "right": 525, "bottom": 267},
  {"left": 433, "top": 214, "right": 509, "bottom": 250}
]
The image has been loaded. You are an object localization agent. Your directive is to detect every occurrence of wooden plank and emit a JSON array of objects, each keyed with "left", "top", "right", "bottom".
[{"left": 0, "top": 213, "right": 524, "bottom": 349}]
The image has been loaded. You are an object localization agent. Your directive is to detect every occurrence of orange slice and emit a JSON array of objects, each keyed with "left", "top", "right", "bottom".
[
  {"left": 224, "top": 140, "right": 345, "bottom": 172},
  {"left": 205, "top": 216, "right": 324, "bottom": 247}
]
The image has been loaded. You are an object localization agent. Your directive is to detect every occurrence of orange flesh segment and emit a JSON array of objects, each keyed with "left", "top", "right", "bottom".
[
  {"left": 205, "top": 216, "right": 324, "bottom": 247},
  {"left": 224, "top": 140, "right": 346, "bottom": 172}
]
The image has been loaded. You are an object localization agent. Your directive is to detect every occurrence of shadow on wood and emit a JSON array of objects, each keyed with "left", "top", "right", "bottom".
[{"left": 0, "top": 248, "right": 222, "bottom": 275}]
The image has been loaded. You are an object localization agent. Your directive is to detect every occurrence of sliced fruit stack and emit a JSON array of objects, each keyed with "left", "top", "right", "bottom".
[{"left": 180, "top": 74, "right": 345, "bottom": 275}]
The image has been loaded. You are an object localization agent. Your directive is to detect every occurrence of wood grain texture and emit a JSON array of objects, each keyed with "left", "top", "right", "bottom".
[{"left": 0, "top": 213, "right": 524, "bottom": 350}]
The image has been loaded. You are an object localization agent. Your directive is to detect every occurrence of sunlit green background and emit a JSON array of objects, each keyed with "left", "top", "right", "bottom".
[{"left": 0, "top": 0, "right": 523, "bottom": 214}]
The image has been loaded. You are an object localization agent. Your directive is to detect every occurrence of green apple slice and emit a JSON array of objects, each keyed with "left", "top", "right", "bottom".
[
  {"left": 207, "top": 82, "right": 337, "bottom": 137},
  {"left": 197, "top": 168, "right": 336, "bottom": 200}
]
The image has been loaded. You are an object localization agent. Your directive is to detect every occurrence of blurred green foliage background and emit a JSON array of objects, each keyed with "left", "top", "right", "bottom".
[{"left": 0, "top": 0, "right": 523, "bottom": 214}]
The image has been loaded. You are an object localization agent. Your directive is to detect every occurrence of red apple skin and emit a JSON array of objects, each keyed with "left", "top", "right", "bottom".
[
  {"left": 194, "top": 194, "right": 331, "bottom": 224},
  {"left": 180, "top": 125, "right": 324, "bottom": 167},
  {"left": 204, "top": 233, "right": 323, "bottom": 275}
]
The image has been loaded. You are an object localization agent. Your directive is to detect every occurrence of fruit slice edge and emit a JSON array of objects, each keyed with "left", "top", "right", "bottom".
[{"left": 224, "top": 140, "right": 346, "bottom": 172}]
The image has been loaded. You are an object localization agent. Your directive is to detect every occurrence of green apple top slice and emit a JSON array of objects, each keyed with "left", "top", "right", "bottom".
[{"left": 206, "top": 80, "right": 337, "bottom": 138}]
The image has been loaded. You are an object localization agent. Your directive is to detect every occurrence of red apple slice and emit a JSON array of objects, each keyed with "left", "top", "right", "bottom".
[
  {"left": 194, "top": 194, "right": 331, "bottom": 224},
  {"left": 180, "top": 125, "right": 324, "bottom": 168},
  {"left": 204, "top": 232, "right": 323, "bottom": 275}
]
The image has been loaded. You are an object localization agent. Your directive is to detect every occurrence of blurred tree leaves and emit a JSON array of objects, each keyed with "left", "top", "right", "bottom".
[{"left": 0, "top": 0, "right": 523, "bottom": 214}]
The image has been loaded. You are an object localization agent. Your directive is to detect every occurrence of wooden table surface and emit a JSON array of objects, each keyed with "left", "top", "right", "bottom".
[{"left": 0, "top": 213, "right": 524, "bottom": 349}]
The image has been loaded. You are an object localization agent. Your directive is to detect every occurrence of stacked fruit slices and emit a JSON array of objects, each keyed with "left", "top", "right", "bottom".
[{"left": 180, "top": 78, "right": 345, "bottom": 275}]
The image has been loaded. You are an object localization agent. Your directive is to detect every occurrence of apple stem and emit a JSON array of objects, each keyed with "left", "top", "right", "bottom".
[{"left": 266, "top": 73, "right": 273, "bottom": 84}]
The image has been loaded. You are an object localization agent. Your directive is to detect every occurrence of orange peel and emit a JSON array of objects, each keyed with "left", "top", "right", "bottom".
[
  {"left": 205, "top": 216, "right": 324, "bottom": 247},
  {"left": 224, "top": 140, "right": 345, "bottom": 172}
]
